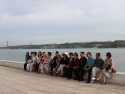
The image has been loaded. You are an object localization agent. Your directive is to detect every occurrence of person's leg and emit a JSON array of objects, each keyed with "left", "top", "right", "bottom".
[
  {"left": 96, "top": 72, "right": 103, "bottom": 81},
  {"left": 30, "top": 63, "right": 33, "bottom": 72},
  {"left": 74, "top": 68, "right": 79, "bottom": 80},
  {"left": 27, "top": 64, "right": 30, "bottom": 71},
  {"left": 24, "top": 63, "right": 27, "bottom": 70},
  {"left": 92, "top": 67, "right": 101, "bottom": 80},
  {"left": 68, "top": 68, "right": 73, "bottom": 79},
  {"left": 57, "top": 64, "right": 62, "bottom": 73},
  {"left": 73, "top": 68, "right": 79, "bottom": 80},
  {"left": 87, "top": 68, "right": 92, "bottom": 83},
  {"left": 80, "top": 68, "right": 84, "bottom": 80},
  {"left": 102, "top": 73, "right": 106, "bottom": 84},
  {"left": 60, "top": 65, "right": 65, "bottom": 74}
]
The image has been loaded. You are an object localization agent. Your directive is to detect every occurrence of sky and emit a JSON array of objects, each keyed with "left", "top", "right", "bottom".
[{"left": 0, "top": 0, "right": 125, "bottom": 45}]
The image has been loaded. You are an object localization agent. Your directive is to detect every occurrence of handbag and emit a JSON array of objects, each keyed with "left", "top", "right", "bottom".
[{"left": 112, "top": 68, "right": 116, "bottom": 73}]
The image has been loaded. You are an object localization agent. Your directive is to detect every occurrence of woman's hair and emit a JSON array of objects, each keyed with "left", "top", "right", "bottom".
[
  {"left": 48, "top": 52, "right": 52, "bottom": 56},
  {"left": 87, "top": 52, "right": 92, "bottom": 56},
  {"left": 69, "top": 52, "right": 73, "bottom": 56},
  {"left": 55, "top": 51, "right": 59, "bottom": 54},
  {"left": 106, "top": 52, "right": 112, "bottom": 58},
  {"left": 74, "top": 53, "right": 78, "bottom": 57},
  {"left": 26, "top": 52, "right": 29, "bottom": 56},
  {"left": 34, "top": 52, "right": 37, "bottom": 56}
]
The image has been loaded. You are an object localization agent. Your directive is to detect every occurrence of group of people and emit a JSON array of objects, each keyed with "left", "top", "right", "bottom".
[{"left": 24, "top": 51, "right": 115, "bottom": 85}]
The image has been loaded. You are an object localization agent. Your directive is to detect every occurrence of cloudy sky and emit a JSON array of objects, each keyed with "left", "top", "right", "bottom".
[{"left": 0, "top": 0, "right": 125, "bottom": 45}]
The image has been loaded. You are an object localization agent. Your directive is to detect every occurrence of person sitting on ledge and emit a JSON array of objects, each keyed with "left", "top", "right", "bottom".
[
  {"left": 84, "top": 52, "right": 95, "bottom": 83},
  {"left": 76, "top": 52, "right": 87, "bottom": 81},
  {"left": 27, "top": 52, "right": 37, "bottom": 72},
  {"left": 56, "top": 52, "right": 69, "bottom": 77},
  {"left": 54, "top": 54, "right": 62, "bottom": 75},
  {"left": 63, "top": 52, "right": 74, "bottom": 78},
  {"left": 68, "top": 53, "right": 80, "bottom": 80},
  {"left": 92, "top": 53, "right": 104, "bottom": 81},
  {"left": 24, "top": 52, "right": 30, "bottom": 71},
  {"left": 96, "top": 52, "right": 114, "bottom": 85},
  {"left": 50, "top": 51, "right": 59, "bottom": 76}
]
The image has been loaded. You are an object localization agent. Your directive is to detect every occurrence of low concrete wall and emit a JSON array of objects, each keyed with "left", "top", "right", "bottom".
[{"left": 0, "top": 60, "right": 125, "bottom": 86}]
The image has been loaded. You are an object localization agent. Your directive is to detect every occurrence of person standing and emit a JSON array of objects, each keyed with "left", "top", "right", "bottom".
[
  {"left": 92, "top": 53, "right": 104, "bottom": 81},
  {"left": 76, "top": 52, "right": 87, "bottom": 81},
  {"left": 84, "top": 52, "right": 95, "bottom": 83}
]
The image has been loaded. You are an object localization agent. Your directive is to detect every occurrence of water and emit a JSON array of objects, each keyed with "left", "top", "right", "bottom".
[{"left": 0, "top": 48, "right": 125, "bottom": 72}]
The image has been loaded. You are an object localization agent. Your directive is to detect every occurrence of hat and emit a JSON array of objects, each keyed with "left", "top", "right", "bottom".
[{"left": 62, "top": 52, "right": 68, "bottom": 56}]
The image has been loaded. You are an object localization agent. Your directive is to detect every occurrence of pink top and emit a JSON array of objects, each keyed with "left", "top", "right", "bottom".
[{"left": 44, "top": 58, "right": 48, "bottom": 64}]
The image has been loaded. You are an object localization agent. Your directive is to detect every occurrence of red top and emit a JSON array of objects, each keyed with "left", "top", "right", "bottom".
[{"left": 71, "top": 58, "right": 80, "bottom": 68}]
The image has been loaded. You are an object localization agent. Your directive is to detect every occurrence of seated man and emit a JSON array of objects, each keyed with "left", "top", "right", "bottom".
[
  {"left": 76, "top": 52, "right": 87, "bottom": 81},
  {"left": 92, "top": 53, "right": 104, "bottom": 81}
]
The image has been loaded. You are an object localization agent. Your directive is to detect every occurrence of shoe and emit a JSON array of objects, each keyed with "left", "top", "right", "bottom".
[
  {"left": 78, "top": 79, "right": 83, "bottom": 81},
  {"left": 67, "top": 78, "right": 72, "bottom": 80},
  {"left": 74, "top": 78, "right": 78, "bottom": 80},
  {"left": 41, "top": 70, "right": 45, "bottom": 74},
  {"left": 101, "top": 82, "right": 106, "bottom": 85},
  {"left": 92, "top": 77, "right": 96, "bottom": 81},
  {"left": 86, "top": 81, "right": 90, "bottom": 83}
]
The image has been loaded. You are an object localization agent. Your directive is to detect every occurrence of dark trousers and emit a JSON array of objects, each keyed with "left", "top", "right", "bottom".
[
  {"left": 34, "top": 64, "right": 39, "bottom": 72},
  {"left": 63, "top": 67, "right": 70, "bottom": 77},
  {"left": 50, "top": 63, "right": 56, "bottom": 75},
  {"left": 76, "top": 67, "right": 86, "bottom": 80},
  {"left": 24, "top": 63, "right": 27, "bottom": 70},
  {"left": 87, "top": 68, "right": 92, "bottom": 82},
  {"left": 68, "top": 68, "right": 78, "bottom": 79}
]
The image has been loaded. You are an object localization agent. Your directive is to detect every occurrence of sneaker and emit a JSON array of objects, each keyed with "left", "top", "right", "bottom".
[
  {"left": 41, "top": 70, "right": 45, "bottom": 74},
  {"left": 92, "top": 77, "right": 96, "bottom": 81}
]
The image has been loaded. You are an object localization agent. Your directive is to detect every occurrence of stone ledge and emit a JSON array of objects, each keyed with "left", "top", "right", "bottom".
[{"left": 0, "top": 60, "right": 125, "bottom": 86}]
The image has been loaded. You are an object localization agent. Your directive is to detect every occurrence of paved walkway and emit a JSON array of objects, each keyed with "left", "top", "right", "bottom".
[{"left": 0, "top": 66, "right": 125, "bottom": 94}]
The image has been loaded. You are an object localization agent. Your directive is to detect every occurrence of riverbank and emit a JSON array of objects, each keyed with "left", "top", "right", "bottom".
[{"left": 0, "top": 66, "right": 125, "bottom": 94}]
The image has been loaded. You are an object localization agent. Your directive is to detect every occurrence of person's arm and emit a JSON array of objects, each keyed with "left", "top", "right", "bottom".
[
  {"left": 110, "top": 59, "right": 114, "bottom": 69},
  {"left": 84, "top": 64, "right": 87, "bottom": 71},
  {"left": 103, "top": 59, "right": 107, "bottom": 69},
  {"left": 88, "top": 59, "right": 95, "bottom": 70}
]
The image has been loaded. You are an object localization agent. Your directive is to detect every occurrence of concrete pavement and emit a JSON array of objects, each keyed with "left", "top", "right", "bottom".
[{"left": 0, "top": 66, "right": 125, "bottom": 94}]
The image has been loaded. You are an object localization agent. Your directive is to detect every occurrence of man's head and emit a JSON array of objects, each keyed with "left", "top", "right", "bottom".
[
  {"left": 80, "top": 52, "right": 85, "bottom": 57},
  {"left": 96, "top": 53, "right": 100, "bottom": 59}
]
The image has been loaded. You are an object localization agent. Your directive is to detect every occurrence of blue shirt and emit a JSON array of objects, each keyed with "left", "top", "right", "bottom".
[
  {"left": 25, "top": 56, "right": 29, "bottom": 63},
  {"left": 86, "top": 57, "right": 95, "bottom": 67}
]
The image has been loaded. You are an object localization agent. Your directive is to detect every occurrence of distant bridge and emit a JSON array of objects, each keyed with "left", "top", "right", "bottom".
[{"left": 0, "top": 41, "right": 19, "bottom": 49}]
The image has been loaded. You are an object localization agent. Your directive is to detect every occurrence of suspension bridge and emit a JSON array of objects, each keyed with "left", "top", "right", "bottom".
[{"left": 0, "top": 41, "right": 20, "bottom": 49}]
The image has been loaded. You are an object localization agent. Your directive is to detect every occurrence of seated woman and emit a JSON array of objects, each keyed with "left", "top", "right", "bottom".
[
  {"left": 50, "top": 51, "right": 59, "bottom": 76},
  {"left": 56, "top": 52, "right": 69, "bottom": 77},
  {"left": 96, "top": 52, "right": 114, "bottom": 85},
  {"left": 44, "top": 52, "right": 52, "bottom": 74},
  {"left": 54, "top": 54, "right": 62, "bottom": 74},
  {"left": 43, "top": 53, "right": 50, "bottom": 74},
  {"left": 24, "top": 52, "right": 30, "bottom": 71},
  {"left": 63, "top": 52, "right": 74, "bottom": 78},
  {"left": 68, "top": 53, "right": 80, "bottom": 80},
  {"left": 27, "top": 52, "right": 37, "bottom": 72},
  {"left": 35, "top": 54, "right": 42, "bottom": 73}
]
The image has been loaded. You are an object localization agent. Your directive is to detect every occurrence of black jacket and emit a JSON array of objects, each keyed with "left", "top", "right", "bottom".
[{"left": 79, "top": 57, "right": 87, "bottom": 68}]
